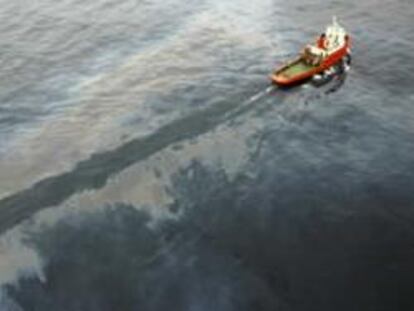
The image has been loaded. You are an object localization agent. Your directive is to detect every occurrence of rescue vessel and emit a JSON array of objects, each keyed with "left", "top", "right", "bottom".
[{"left": 271, "top": 17, "right": 351, "bottom": 87}]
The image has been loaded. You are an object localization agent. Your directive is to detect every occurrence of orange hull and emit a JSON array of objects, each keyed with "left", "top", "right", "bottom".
[{"left": 271, "top": 36, "right": 351, "bottom": 86}]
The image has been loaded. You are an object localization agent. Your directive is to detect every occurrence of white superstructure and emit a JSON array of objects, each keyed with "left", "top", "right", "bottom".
[{"left": 324, "top": 16, "right": 347, "bottom": 52}]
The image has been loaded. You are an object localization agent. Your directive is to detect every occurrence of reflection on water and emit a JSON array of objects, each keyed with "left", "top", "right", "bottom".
[{"left": 1, "top": 0, "right": 414, "bottom": 310}]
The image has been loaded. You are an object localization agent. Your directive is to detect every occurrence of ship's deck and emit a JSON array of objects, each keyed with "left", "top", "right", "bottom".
[{"left": 282, "top": 60, "right": 315, "bottom": 78}]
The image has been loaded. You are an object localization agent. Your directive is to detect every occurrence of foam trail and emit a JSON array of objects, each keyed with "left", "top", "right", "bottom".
[
  {"left": 248, "top": 85, "right": 275, "bottom": 103},
  {"left": 220, "top": 84, "right": 277, "bottom": 125}
]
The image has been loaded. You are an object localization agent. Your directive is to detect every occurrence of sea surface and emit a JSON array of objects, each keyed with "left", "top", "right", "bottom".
[{"left": 1, "top": 0, "right": 414, "bottom": 310}]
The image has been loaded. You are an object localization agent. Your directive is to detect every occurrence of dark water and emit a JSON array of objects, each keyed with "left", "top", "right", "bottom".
[{"left": 1, "top": 0, "right": 414, "bottom": 310}]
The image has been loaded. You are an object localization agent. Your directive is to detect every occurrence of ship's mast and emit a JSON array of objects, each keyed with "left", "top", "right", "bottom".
[{"left": 332, "top": 16, "right": 338, "bottom": 27}]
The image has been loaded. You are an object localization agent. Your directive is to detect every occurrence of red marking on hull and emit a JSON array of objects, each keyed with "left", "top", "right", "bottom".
[{"left": 271, "top": 36, "right": 351, "bottom": 86}]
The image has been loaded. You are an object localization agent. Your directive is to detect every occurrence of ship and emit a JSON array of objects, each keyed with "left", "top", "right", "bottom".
[{"left": 271, "top": 17, "right": 351, "bottom": 87}]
